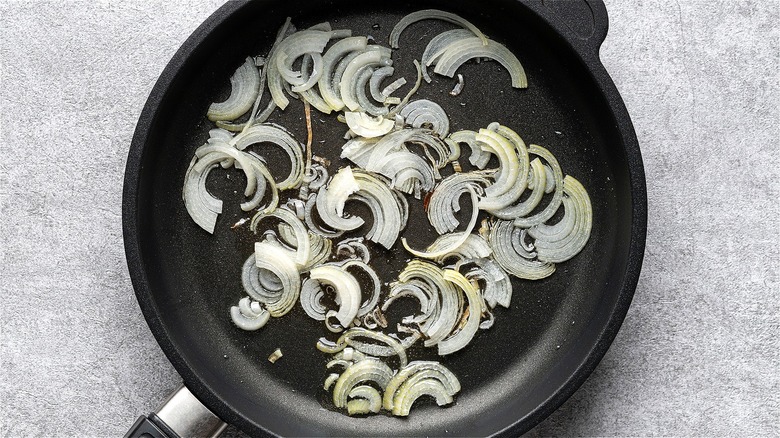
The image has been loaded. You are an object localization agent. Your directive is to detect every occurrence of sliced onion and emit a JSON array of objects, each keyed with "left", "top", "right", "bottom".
[
  {"left": 332, "top": 358, "right": 394, "bottom": 409},
  {"left": 369, "top": 66, "right": 395, "bottom": 102},
  {"left": 488, "top": 220, "right": 555, "bottom": 280},
  {"left": 300, "top": 277, "right": 327, "bottom": 321},
  {"left": 402, "top": 186, "right": 480, "bottom": 259},
  {"left": 427, "top": 233, "right": 492, "bottom": 264},
  {"left": 340, "top": 259, "right": 381, "bottom": 317},
  {"left": 420, "top": 29, "right": 473, "bottom": 82},
  {"left": 528, "top": 176, "right": 592, "bottom": 263},
  {"left": 233, "top": 123, "right": 305, "bottom": 190},
  {"left": 250, "top": 207, "right": 311, "bottom": 266},
  {"left": 347, "top": 385, "right": 383, "bottom": 415},
  {"left": 434, "top": 36, "right": 527, "bottom": 88},
  {"left": 310, "top": 264, "right": 362, "bottom": 330},
  {"left": 316, "top": 166, "right": 364, "bottom": 231},
  {"left": 478, "top": 124, "right": 530, "bottom": 212},
  {"left": 427, "top": 172, "right": 490, "bottom": 234},
  {"left": 449, "top": 130, "right": 491, "bottom": 169},
  {"left": 399, "top": 99, "right": 450, "bottom": 137},
  {"left": 437, "top": 269, "right": 482, "bottom": 355},
  {"left": 340, "top": 48, "right": 392, "bottom": 111},
  {"left": 383, "top": 361, "right": 460, "bottom": 412},
  {"left": 208, "top": 57, "right": 260, "bottom": 122},
  {"left": 344, "top": 111, "right": 394, "bottom": 138},
  {"left": 254, "top": 241, "right": 301, "bottom": 316},
  {"left": 317, "top": 327, "right": 408, "bottom": 367},
  {"left": 511, "top": 144, "right": 565, "bottom": 228},
  {"left": 490, "top": 158, "right": 547, "bottom": 220},
  {"left": 230, "top": 297, "right": 270, "bottom": 331},
  {"left": 468, "top": 258, "right": 512, "bottom": 308},
  {"left": 319, "top": 36, "right": 369, "bottom": 110},
  {"left": 335, "top": 237, "right": 370, "bottom": 263},
  {"left": 389, "top": 9, "right": 488, "bottom": 49}
]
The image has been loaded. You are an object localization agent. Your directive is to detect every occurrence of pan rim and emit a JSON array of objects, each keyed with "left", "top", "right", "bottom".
[{"left": 122, "top": 0, "right": 647, "bottom": 436}]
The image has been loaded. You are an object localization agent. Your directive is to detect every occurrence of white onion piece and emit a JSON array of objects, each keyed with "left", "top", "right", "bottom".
[
  {"left": 434, "top": 36, "right": 527, "bottom": 88},
  {"left": 351, "top": 170, "right": 408, "bottom": 249},
  {"left": 475, "top": 128, "right": 519, "bottom": 199},
  {"left": 340, "top": 259, "right": 381, "bottom": 317},
  {"left": 491, "top": 158, "right": 546, "bottom": 220},
  {"left": 254, "top": 242, "right": 301, "bottom": 316},
  {"left": 305, "top": 193, "right": 345, "bottom": 238},
  {"left": 344, "top": 112, "right": 394, "bottom": 138},
  {"left": 300, "top": 277, "right": 327, "bottom": 321},
  {"left": 381, "top": 77, "right": 407, "bottom": 99},
  {"left": 347, "top": 385, "right": 383, "bottom": 415},
  {"left": 353, "top": 67, "right": 389, "bottom": 116},
  {"left": 319, "top": 36, "right": 368, "bottom": 110},
  {"left": 488, "top": 220, "right": 555, "bottom": 280},
  {"left": 316, "top": 166, "right": 364, "bottom": 231},
  {"left": 332, "top": 358, "right": 393, "bottom": 409},
  {"left": 230, "top": 297, "right": 270, "bottom": 331},
  {"left": 427, "top": 173, "right": 490, "bottom": 234},
  {"left": 402, "top": 186, "right": 480, "bottom": 259},
  {"left": 389, "top": 9, "right": 488, "bottom": 49},
  {"left": 427, "top": 233, "right": 492, "bottom": 263},
  {"left": 324, "top": 373, "right": 340, "bottom": 391},
  {"left": 336, "top": 237, "right": 370, "bottom": 263},
  {"left": 391, "top": 377, "right": 456, "bottom": 417},
  {"left": 387, "top": 60, "right": 423, "bottom": 116},
  {"left": 528, "top": 176, "right": 592, "bottom": 263},
  {"left": 250, "top": 207, "right": 311, "bottom": 266},
  {"left": 469, "top": 259, "right": 512, "bottom": 309},
  {"left": 242, "top": 253, "right": 285, "bottom": 303},
  {"left": 437, "top": 269, "right": 482, "bottom": 355},
  {"left": 317, "top": 327, "right": 408, "bottom": 367},
  {"left": 383, "top": 279, "right": 437, "bottom": 328},
  {"left": 399, "top": 99, "right": 450, "bottom": 137},
  {"left": 208, "top": 57, "right": 260, "bottom": 122},
  {"left": 340, "top": 48, "right": 392, "bottom": 111},
  {"left": 274, "top": 30, "right": 332, "bottom": 86},
  {"left": 310, "top": 264, "right": 362, "bottom": 330},
  {"left": 449, "top": 130, "right": 491, "bottom": 169},
  {"left": 510, "top": 144, "right": 565, "bottom": 228},
  {"left": 479, "top": 125, "right": 530, "bottom": 212},
  {"left": 421, "top": 29, "right": 473, "bottom": 82},
  {"left": 369, "top": 66, "right": 395, "bottom": 102},
  {"left": 383, "top": 361, "right": 460, "bottom": 412},
  {"left": 233, "top": 123, "right": 304, "bottom": 190}
]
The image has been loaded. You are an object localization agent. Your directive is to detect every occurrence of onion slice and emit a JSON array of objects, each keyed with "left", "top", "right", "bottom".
[
  {"left": 528, "top": 176, "right": 592, "bottom": 263},
  {"left": 389, "top": 9, "right": 488, "bottom": 49},
  {"left": 208, "top": 57, "right": 260, "bottom": 122}
]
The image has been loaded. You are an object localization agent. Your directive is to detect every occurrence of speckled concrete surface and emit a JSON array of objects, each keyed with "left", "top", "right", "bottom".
[{"left": 1, "top": 1, "right": 777, "bottom": 436}]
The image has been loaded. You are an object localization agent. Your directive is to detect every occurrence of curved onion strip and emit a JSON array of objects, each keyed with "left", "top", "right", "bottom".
[
  {"left": 437, "top": 269, "right": 482, "bottom": 355},
  {"left": 275, "top": 31, "right": 331, "bottom": 86},
  {"left": 400, "top": 99, "right": 450, "bottom": 137},
  {"left": 344, "top": 111, "right": 394, "bottom": 138},
  {"left": 512, "top": 144, "right": 565, "bottom": 228},
  {"left": 491, "top": 158, "right": 546, "bottom": 220},
  {"left": 397, "top": 260, "right": 462, "bottom": 347},
  {"left": 383, "top": 279, "right": 437, "bottom": 327},
  {"left": 475, "top": 128, "right": 519, "bottom": 199},
  {"left": 250, "top": 207, "right": 311, "bottom": 265},
  {"left": 369, "top": 66, "right": 395, "bottom": 102},
  {"left": 353, "top": 67, "right": 389, "bottom": 116},
  {"left": 469, "top": 258, "right": 512, "bottom": 308},
  {"left": 305, "top": 193, "right": 345, "bottom": 238},
  {"left": 383, "top": 361, "right": 460, "bottom": 411},
  {"left": 318, "top": 36, "right": 368, "bottom": 110},
  {"left": 300, "top": 277, "right": 327, "bottom": 321},
  {"left": 254, "top": 242, "right": 301, "bottom": 316},
  {"left": 387, "top": 60, "right": 423, "bottom": 117},
  {"left": 336, "top": 237, "right": 370, "bottom": 263},
  {"left": 427, "top": 233, "right": 492, "bottom": 263},
  {"left": 420, "top": 29, "right": 474, "bottom": 82},
  {"left": 332, "top": 358, "right": 393, "bottom": 409},
  {"left": 351, "top": 170, "right": 407, "bottom": 248},
  {"left": 488, "top": 220, "right": 555, "bottom": 280},
  {"left": 340, "top": 48, "right": 392, "bottom": 112},
  {"left": 208, "top": 57, "right": 260, "bottom": 122},
  {"left": 316, "top": 166, "right": 364, "bottom": 231},
  {"left": 310, "top": 264, "right": 362, "bottom": 329},
  {"left": 402, "top": 186, "right": 480, "bottom": 259},
  {"left": 324, "top": 373, "right": 340, "bottom": 391},
  {"left": 427, "top": 173, "right": 490, "bottom": 234},
  {"left": 389, "top": 9, "right": 488, "bottom": 49},
  {"left": 317, "top": 327, "right": 408, "bottom": 367},
  {"left": 528, "top": 176, "right": 592, "bottom": 263},
  {"left": 449, "top": 130, "right": 490, "bottom": 169},
  {"left": 242, "top": 253, "right": 286, "bottom": 303},
  {"left": 434, "top": 37, "right": 527, "bottom": 88},
  {"left": 392, "top": 379, "right": 455, "bottom": 416},
  {"left": 347, "top": 385, "right": 383, "bottom": 415},
  {"left": 233, "top": 123, "right": 305, "bottom": 190},
  {"left": 230, "top": 297, "right": 270, "bottom": 331},
  {"left": 341, "top": 259, "right": 381, "bottom": 317},
  {"left": 381, "top": 77, "right": 407, "bottom": 99},
  {"left": 479, "top": 125, "right": 530, "bottom": 211}
]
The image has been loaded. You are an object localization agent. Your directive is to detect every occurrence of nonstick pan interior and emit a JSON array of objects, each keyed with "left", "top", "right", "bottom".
[{"left": 126, "top": 0, "right": 643, "bottom": 435}]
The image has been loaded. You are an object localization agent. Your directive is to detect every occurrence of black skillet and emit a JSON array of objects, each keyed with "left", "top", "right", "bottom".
[{"left": 122, "top": 0, "right": 647, "bottom": 436}]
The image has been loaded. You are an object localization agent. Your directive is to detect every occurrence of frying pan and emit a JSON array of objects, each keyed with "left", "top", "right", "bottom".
[{"left": 122, "top": 0, "right": 647, "bottom": 436}]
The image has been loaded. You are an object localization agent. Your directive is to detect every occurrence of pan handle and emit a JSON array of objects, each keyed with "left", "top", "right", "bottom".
[
  {"left": 539, "top": 0, "right": 610, "bottom": 57},
  {"left": 124, "top": 384, "right": 227, "bottom": 438}
]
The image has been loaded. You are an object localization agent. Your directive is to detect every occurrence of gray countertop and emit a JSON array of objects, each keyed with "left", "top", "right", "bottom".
[{"left": 1, "top": 0, "right": 777, "bottom": 436}]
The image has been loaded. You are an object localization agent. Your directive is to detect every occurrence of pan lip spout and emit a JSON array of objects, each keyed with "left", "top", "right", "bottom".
[{"left": 122, "top": 0, "right": 646, "bottom": 436}]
